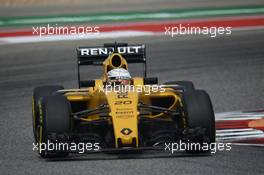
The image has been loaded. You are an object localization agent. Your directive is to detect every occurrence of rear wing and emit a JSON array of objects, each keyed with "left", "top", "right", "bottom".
[
  {"left": 76, "top": 43, "right": 147, "bottom": 87},
  {"left": 77, "top": 43, "right": 146, "bottom": 65}
]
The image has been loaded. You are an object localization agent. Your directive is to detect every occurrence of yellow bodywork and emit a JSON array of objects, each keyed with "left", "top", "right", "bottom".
[{"left": 64, "top": 53, "right": 182, "bottom": 148}]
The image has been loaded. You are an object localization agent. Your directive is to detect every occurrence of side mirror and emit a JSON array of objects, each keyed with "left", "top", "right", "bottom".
[
  {"left": 144, "top": 77, "right": 158, "bottom": 85},
  {"left": 80, "top": 80, "right": 95, "bottom": 87}
]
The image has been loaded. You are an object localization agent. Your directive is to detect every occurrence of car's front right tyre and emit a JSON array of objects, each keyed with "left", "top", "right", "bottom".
[
  {"left": 32, "top": 85, "right": 64, "bottom": 142},
  {"left": 37, "top": 94, "right": 71, "bottom": 158}
]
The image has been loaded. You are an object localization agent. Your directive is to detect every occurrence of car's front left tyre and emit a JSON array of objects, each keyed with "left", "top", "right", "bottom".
[
  {"left": 163, "top": 81, "right": 195, "bottom": 91},
  {"left": 182, "top": 90, "right": 215, "bottom": 153}
]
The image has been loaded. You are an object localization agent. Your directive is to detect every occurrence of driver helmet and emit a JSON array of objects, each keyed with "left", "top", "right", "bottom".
[{"left": 107, "top": 68, "right": 131, "bottom": 85}]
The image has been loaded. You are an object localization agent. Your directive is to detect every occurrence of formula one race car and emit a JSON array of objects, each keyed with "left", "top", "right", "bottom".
[{"left": 32, "top": 43, "right": 215, "bottom": 158}]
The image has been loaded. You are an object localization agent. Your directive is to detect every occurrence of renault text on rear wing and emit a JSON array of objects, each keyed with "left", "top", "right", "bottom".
[{"left": 77, "top": 43, "right": 146, "bottom": 65}]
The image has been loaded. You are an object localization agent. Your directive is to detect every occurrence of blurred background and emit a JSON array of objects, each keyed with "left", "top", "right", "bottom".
[{"left": 1, "top": 0, "right": 264, "bottom": 16}]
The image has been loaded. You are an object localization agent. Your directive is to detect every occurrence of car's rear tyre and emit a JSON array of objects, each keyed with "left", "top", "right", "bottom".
[
  {"left": 182, "top": 90, "right": 215, "bottom": 153},
  {"left": 164, "top": 81, "right": 195, "bottom": 91},
  {"left": 32, "top": 85, "right": 64, "bottom": 142},
  {"left": 38, "top": 94, "right": 71, "bottom": 158}
]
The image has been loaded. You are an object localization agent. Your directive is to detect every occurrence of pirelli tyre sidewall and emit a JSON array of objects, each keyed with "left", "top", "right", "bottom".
[
  {"left": 38, "top": 94, "right": 71, "bottom": 157},
  {"left": 32, "top": 85, "right": 64, "bottom": 143},
  {"left": 182, "top": 90, "right": 216, "bottom": 152}
]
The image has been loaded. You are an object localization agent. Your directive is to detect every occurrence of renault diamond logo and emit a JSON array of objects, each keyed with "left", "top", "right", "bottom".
[{"left": 121, "top": 128, "right": 132, "bottom": 135}]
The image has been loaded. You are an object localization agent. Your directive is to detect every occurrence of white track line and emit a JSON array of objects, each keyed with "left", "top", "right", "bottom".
[{"left": 0, "top": 31, "right": 155, "bottom": 44}]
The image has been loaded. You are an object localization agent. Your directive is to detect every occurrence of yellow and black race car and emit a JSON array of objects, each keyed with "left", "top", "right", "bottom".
[{"left": 32, "top": 43, "right": 215, "bottom": 158}]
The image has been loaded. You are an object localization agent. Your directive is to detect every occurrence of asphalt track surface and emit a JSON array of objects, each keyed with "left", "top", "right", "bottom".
[{"left": 0, "top": 29, "right": 264, "bottom": 174}]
